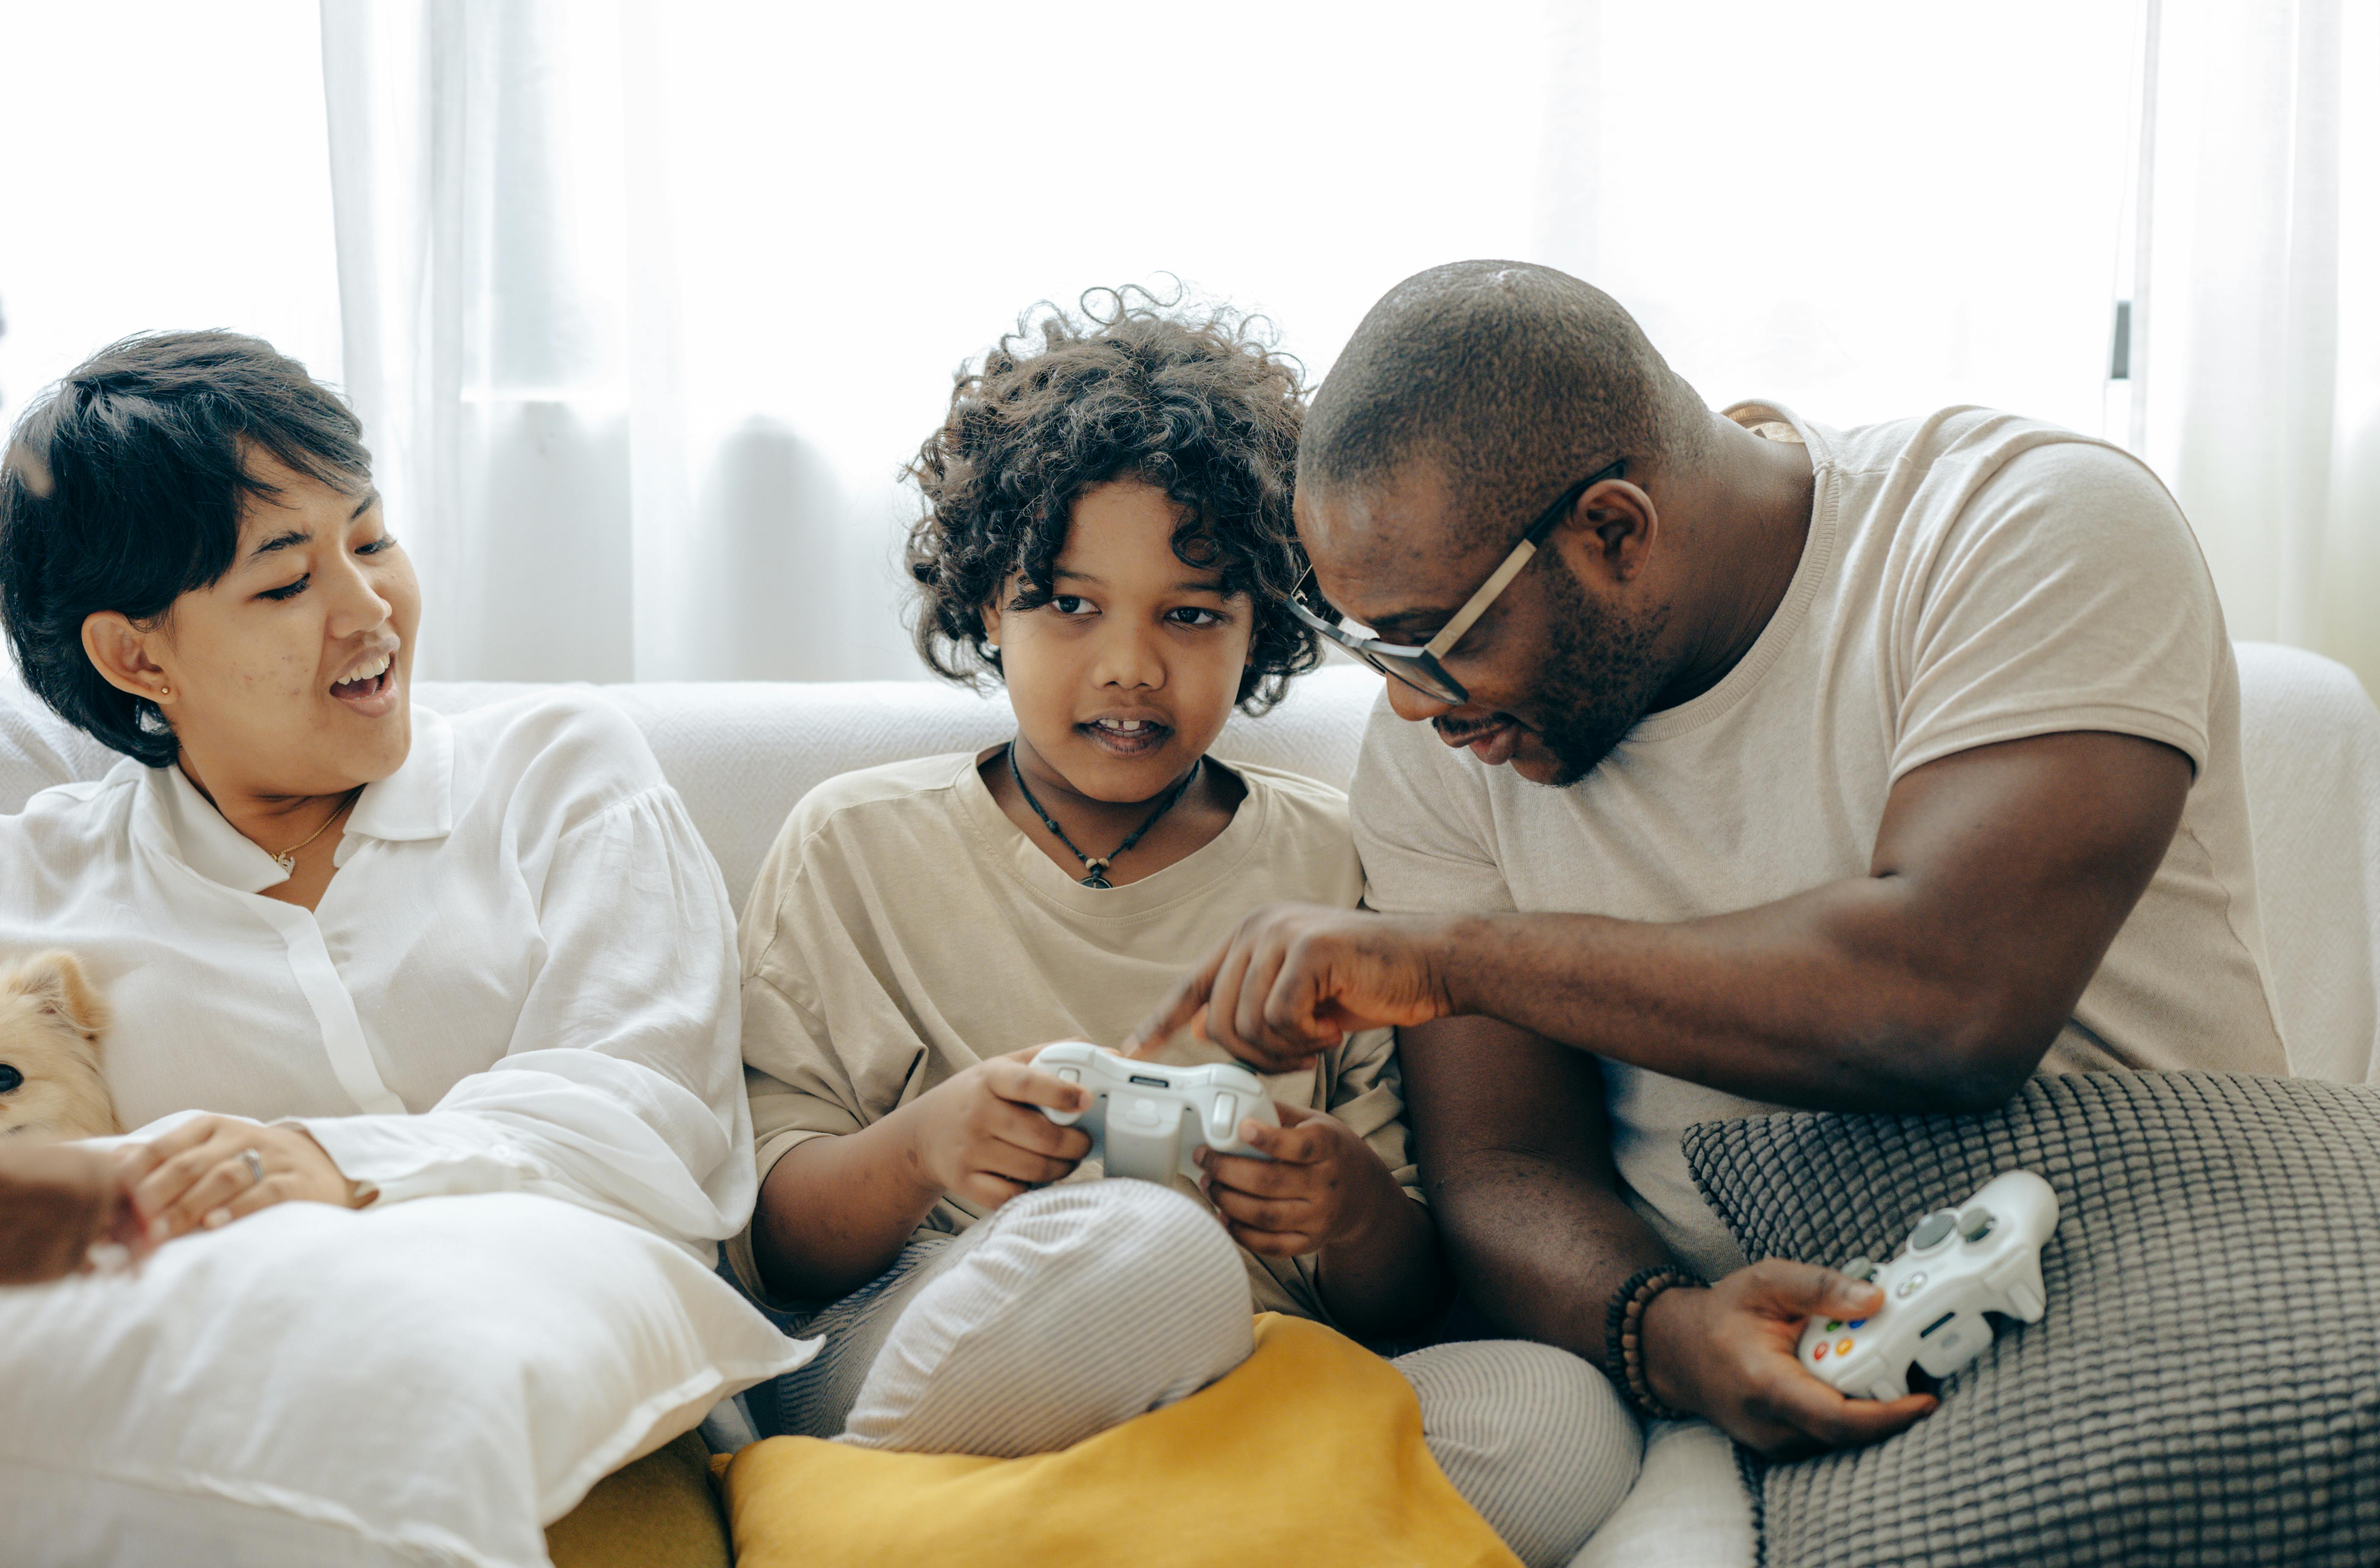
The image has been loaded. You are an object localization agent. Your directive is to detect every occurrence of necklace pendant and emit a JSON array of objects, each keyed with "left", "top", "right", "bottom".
[
  {"left": 1080, "top": 860, "right": 1112, "bottom": 889},
  {"left": 272, "top": 851, "right": 297, "bottom": 874}
]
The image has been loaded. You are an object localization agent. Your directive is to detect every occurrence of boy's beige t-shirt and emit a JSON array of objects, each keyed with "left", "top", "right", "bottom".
[
  {"left": 735, "top": 751, "right": 1413, "bottom": 1322},
  {"left": 1355, "top": 404, "right": 2290, "bottom": 1283}
]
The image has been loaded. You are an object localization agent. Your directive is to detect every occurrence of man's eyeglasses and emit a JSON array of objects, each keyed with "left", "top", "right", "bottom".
[{"left": 1288, "top": 458, "right": 1628, "bottom": 706}]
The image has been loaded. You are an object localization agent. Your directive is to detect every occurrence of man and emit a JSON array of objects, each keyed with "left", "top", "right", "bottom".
[{"left": 1132, "top": 261, "right": 2286, "bottom": 1457}]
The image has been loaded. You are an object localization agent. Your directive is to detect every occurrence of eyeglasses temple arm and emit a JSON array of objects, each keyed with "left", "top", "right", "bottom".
[{"left": 1422, "top": 539, "right": 1538, "bottom": 660}]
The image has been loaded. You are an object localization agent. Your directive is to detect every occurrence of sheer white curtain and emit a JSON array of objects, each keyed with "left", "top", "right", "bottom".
[
  {"left": 2128, "top": 0, "right": 2380, "bottom": 686},
  {"left": 305, "top": 0, "right": 2372, "bottom": 688}
]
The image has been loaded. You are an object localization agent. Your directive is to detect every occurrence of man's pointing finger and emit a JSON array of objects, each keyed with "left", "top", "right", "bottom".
[{"left": 1126, "top": 949, "right": 1222, "bottom": 1058}]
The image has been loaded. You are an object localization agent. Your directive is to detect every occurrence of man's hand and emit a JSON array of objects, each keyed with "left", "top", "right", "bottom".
[
  {"left": 124, "top": 1115, "right": 362, "bottom": 1243},
  {"left": 1194, "top": 1102, "right": 1404, "bottom": 1257},
  {"left": 1127, "top": 903, "right": 1455, "bottom": 1073},
  {"left": 900, "top": 1047, "right": 1093, "bottom": 1211},
  {"left": 1642, "top": 1259, "right": 1938, "bottom": 1457},
  {"left": 0, "top": 1142, "right": 153, "bottom": 1284}
]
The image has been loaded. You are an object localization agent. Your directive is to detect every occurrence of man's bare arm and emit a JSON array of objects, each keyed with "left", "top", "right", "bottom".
[
  {"left": 1138, "top": 730, "right": 2192, "bottom": 1113},
  {"left": 1434, "top": 731, "right": 2191, "bottom": 1111},
  {"left": 1399, "top": 1014, "right": 1664, "bottom": 1369},
  {"left": 1402, "top": 1012, "right": 1936, "bottom": 1454}
]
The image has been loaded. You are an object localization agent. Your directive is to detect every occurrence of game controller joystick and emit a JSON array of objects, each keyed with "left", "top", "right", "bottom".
[
  {"left": 1798, "top": 1169, "right": 2059, "bottom": 1401},
  {"left": 1034, "top": 1042, "right": 1279, "bottom": 1185}
]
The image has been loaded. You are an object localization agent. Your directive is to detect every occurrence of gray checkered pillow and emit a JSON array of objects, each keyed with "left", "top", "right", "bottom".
[{"left": 1682, "top": 1072, "right": 2380, "bottom": 1568}]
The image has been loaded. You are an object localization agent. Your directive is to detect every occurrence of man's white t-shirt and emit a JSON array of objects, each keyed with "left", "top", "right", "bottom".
[{"left": 1352, "top": 404, "right": 2291, "bottom": 1279}]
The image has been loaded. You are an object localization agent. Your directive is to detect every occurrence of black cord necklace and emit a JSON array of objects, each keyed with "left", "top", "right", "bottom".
[{"left": 1006, "top": 742, "right": 1201, "bottom": 889}]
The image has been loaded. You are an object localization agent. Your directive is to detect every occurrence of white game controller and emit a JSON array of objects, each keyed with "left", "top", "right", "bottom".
[
  {"left": 1034, "top": 1042, "right": 1278, "bottom": 1185},
  {"left": 1797, "top": 1169, "right": 2059, "bottom": 1401}
]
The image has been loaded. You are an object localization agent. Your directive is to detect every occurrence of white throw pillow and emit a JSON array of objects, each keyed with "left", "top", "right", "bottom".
[{"left": 0, "top": 1192, "right": 814, "bottom": 1568}]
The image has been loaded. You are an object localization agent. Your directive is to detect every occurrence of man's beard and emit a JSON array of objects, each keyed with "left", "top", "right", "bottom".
[{"left": 1525, "top": 551, "right": 1669, "bottom": 787}]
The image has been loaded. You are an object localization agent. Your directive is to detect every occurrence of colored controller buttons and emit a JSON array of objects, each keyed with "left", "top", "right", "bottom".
[
  {"left": 1909, "top": 1211, "right": 1959, "bottom": 1251},
  {"left": 1835, "top": 1338, "right": 1854, "bottom": 1356},
  {"left": 1847, "top": 1318, "right": 1867, "bottom": 1329},
  {"left": 1895, "top": 1271, "right": 1927, "bottom": 1298},
  {"left": 1812, "top": 1341, "right": 1829, "bottom": 1360}
]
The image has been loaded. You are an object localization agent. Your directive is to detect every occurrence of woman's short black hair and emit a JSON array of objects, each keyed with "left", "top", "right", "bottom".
[
  {"left": 0, "top": 330, "right": 371, "bottom": 766},
  {"left": 905, "top": 286, "right": 1333, "bottom": 713}
]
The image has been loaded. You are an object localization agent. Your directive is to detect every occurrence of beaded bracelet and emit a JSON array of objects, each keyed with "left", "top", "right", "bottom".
[{"left": 1603, "top": 1263, "right": 1705, "bottom": 1421}]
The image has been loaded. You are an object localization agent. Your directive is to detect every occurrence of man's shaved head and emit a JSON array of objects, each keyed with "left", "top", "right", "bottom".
[{"left": 1301, "top": 261, "right": 1708, "bottom": 541}]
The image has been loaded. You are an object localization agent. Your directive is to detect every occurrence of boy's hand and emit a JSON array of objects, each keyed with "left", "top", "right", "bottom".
[
  {"left": 1193, "top": 1102, "right": 1401, "bottom": 1257},
  {"left": 901, "top": 1047, "right": 1093, "bottom": 1212}
]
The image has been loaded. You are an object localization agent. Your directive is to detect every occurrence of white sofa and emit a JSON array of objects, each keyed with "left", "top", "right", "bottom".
[{"left": 3, "top": 645, "right": 2376, "bottom": 1566}]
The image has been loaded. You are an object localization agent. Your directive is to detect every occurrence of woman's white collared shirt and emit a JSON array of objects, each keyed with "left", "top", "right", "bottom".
[{"left": 0, "top": 693, "right": 754, "bottom": 1255}]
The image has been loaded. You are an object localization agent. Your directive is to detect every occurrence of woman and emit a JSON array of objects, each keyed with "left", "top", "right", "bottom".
[{"left": 0, "top": 332, "right": 797, "bottom": 1561}]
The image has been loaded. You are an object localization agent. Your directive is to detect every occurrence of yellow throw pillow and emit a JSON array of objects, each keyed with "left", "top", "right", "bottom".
[{"left": 716, "top": 1312, "right": 1522, "bottom": 1568}]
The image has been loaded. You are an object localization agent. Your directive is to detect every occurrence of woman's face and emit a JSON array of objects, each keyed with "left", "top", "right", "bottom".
[
  {"left": 982, "top": 479, "right": 1254, "bottom": 804},
  {"left": 94, "top": 451, "right": 420, "bottom": 799}
]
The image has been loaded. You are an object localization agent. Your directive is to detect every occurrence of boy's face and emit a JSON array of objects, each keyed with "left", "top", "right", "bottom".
[{"left": 983, "top": 479, "right": 1254, "bottom": 804}]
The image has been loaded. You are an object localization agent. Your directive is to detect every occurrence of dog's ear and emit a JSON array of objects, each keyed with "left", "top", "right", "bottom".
[{"left": 3, "top": 951, "right": 111, "bottom": 1039}]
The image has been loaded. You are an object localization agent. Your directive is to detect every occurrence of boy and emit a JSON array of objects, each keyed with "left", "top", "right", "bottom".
[{"left": 731, "top": 292, "right": 1637, "bottom": 1567}]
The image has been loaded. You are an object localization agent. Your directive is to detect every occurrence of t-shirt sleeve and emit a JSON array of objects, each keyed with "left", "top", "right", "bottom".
[
  {"left": 1323, "top": 1025, "right": 1423, "bottom": 1201},
  {"left": 1348, "top": 694, "right": 1519, "bottom": 918},
  {"left": 728, "top": 799, "right": 942, "bottom": 1300},
  {"left": 1890, "top": 439, "right": 2225, "bottom": 781}
]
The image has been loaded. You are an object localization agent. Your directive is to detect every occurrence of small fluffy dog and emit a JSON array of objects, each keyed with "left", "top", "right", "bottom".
[{"left": 0, "top": 951, "right": 119, "bottom": 1141}]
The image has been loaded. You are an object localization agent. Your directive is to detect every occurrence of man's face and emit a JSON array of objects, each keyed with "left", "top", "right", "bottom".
[{"left": 1300, "top": 462, "right": 1670, "bottom": 788}]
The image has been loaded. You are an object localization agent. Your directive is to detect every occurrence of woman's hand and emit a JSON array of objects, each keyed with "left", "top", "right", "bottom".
[
  {"left": 1194, "top": 1102, "right": 1403, "bottom": 1258},
  {"left": 0, "top": 1142, "right": 155, "bottom": 1284},
  {"left": 125, "top": 1115, "right": 363, "bottom": 1243},
  {"left": 897, "top": 1048, "right": 1093, "bottom": 1212},
  {"left": 1641, "top": 1259, "right": 1938, "bottom": 1457}
]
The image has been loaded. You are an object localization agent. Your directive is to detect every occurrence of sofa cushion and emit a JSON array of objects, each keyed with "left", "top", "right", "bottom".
[
  {"left": 0, "top": 664, "right": 1380, "bottom": 913},
  {"left": 547, "top": 1432, "right": 729, "bottom": 1568},
  {"left": 1683, "top": 1072, "right": 2380, "bottom": 1568}
]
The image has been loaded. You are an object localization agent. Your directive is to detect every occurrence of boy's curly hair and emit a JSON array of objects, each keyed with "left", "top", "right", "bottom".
[{"left": 905, "top": 285, "right": 1331, "bottom": 713}]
